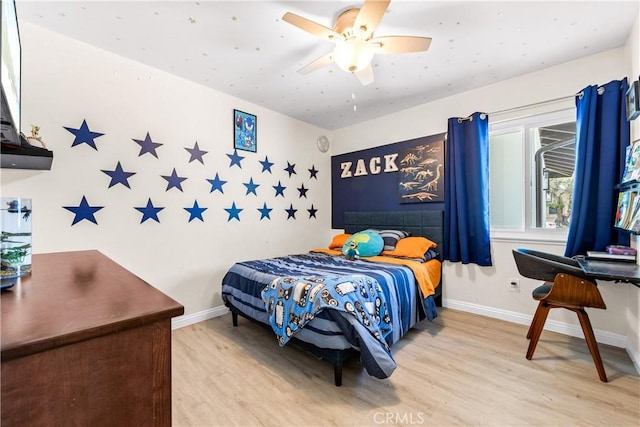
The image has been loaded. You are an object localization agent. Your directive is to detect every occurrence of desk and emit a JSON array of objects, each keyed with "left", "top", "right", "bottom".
[
  {"left": 576, "top": 257, "right": 640, "bottom": 287},
  {"left": 1, "top": 250, "right": 184, "bottom": 426}
]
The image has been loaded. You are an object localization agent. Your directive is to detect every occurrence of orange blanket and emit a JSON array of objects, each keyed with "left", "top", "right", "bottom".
[{"left": 311, "top": 248, "right": 441, "bottom": 298}]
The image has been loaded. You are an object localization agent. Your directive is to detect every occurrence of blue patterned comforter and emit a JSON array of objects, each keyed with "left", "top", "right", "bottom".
[{"left": 221, "top": 252, "right": 438, "bottom": 379}]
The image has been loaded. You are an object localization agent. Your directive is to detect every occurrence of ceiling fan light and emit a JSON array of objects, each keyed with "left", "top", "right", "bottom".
[{"left": 333, "top": 38, "right": 373, "bottom": 73}]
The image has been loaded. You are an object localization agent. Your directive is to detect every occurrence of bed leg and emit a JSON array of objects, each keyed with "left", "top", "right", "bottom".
[
  {"left": 334, "top": 363, "right": 343, "bottom": 387},
  {"left": 232, "top": 311, "right": 238, "bottom": 327}
]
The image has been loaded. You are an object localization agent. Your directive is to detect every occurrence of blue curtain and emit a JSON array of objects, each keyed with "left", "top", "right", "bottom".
[
  {"left": 444, "top": 112, "right": 492, "bottom": 266},
  {"left": 564, "top": 79, "right": 630, "bottom": 257}
]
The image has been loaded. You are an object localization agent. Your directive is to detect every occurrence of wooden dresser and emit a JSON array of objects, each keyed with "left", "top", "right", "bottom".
[{"left": 1, "top": 250, "right": 184, "bottom": 426}]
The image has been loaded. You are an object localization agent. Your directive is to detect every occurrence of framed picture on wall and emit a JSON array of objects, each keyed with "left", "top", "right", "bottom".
[
  {"left": 234, "top": 109, "right": 257, "bottom": 152},
  {"left": 398, "top": 139, "right": 445, "bottom": 203},
  {"left": 626, "top": 79, "right": 640, "bottom": 121}
]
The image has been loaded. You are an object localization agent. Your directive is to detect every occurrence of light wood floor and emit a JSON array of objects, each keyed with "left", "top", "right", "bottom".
[{"left": 172, "top": 308, "right": 640, "bottom": 427}]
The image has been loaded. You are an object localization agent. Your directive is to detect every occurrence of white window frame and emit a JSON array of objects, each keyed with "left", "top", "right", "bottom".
[{"left": 489, "top": 108, "right": 575, "bottom": 244}]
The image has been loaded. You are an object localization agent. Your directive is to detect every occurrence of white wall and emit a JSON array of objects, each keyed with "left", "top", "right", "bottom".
[
  {"left": 0, "top": 23, "right": 333, "bottom": 321},
  {"left": 332, "top": 16, "right": 640, "bottom": 369}
]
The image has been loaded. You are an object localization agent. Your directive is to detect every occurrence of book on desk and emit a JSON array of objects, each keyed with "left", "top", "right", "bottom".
[{"left": 585, "top": 251, "right": 636, "bottom": 262}]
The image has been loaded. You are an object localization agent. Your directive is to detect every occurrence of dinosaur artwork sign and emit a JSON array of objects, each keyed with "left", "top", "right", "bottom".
[
  {"left": 331, "top": 132, "right": 446, "bottom": 228},
  {"left": 398, "top": 140, "right": 444, "bottom": 203}
]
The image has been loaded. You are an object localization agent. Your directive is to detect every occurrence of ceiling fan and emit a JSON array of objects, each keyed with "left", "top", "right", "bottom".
[{"left": 282, "top": 0, "right": 432, "bottom": 86}]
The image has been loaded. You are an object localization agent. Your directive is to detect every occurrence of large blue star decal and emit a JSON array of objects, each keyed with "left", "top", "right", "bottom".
[
  {"left": 135, "top": 198, "right": 165, "bottom": 223},
  {"left": 184, "top": 200, "right": 208, "bottom": 222},
  {"left": 101, "top": 161, "right": 136, "bottom": 188},
  {"left": 133, "top": 132, "right": 163, "bottom": 158},
  {"left": 243, "top": 178, "right": 260, "bottom": 196},
  {"left": 227, "top": 149, "right": 245, "bottom": 168},
  {"left": 224, "top": 202, "right": 243, "bottom": 222},
  {"left": 260, "top": 156, "right": 274, "bottom": 173},
  {"left": 309, "top": 165, "right": 319, "bottom": 179},
  {"left": 257, "top": 202, "right": 273, "bottom": 220},
  {"left": 64, "top": 120, "right": 104, "bottom": 150},
  {"left": 284, "top": 162, "right": 296, "bottom": 177},
  {"left": 273, "top": 181, "right": 286, "bottom": 197},
  {"left": 161, "top": 168, "right": 187, "bottom": 192},
  {"left": 297, "top": 184, "right": 308, "bottom": 198},
  {"left": 185, "top": 142, "right": 208, "bottom": 164},
  {"left": 308, "top": 204, "right": 318, "bottom": 218},
  {"left": 206, "top": 173, "right": 227, "bottom": 193},
  {"left": 285, "top": 204, "right": 297, "bottom": 220},
  {"left": 63, "top": 196, "right": 104, "bottom": 225}
]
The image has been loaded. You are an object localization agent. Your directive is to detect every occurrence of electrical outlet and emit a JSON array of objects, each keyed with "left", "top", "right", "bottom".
[{"left": 508, "top": 278, "right": 520, "bottom": 292}]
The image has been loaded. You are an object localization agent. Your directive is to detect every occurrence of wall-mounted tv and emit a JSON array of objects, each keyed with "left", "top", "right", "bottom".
[{"left": 1, "top": 0, "right": 21, "bottom": 146}]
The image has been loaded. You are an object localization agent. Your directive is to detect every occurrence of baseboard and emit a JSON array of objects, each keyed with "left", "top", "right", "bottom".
[
  {"left": 171, "top": 305, "right": 229, "bottom": 330},
  {"left": 626, "top": 342, "right": 640, "bottom": 375},
  {"left": 443, "top": 299, "right": 628, "bottom": 349}
]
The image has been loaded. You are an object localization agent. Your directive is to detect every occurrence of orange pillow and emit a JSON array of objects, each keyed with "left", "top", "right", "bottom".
[
  {"left": 381, "top": 236, "right": 436, "bottom": 259},
  {"left": 329, "top": 233, "right": 352, "bottom": 249}
]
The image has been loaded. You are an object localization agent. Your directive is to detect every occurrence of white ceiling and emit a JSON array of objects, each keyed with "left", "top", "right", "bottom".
[{"left": 16, "top": 0, "right": 639, "bottom": 130}]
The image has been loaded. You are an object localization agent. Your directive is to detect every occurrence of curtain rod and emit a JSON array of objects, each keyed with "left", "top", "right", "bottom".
[{"left": 489, "top": 94, "right": 575, "bottom": 116}]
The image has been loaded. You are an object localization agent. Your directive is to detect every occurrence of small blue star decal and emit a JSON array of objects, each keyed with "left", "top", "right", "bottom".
[
  {"left": 161, "top": 168, "right": 187, "bottom": 192},
  {"left": 101, "top": 161, "right": 136, "bottom": 188},
  {"left": 243, "top": 178, "right": 260, "bottom": 196},
  {"left": 309, "top": 165, "right": 319, "bottom": 179},
  {"left": 285, "top": 204, "right": 297, "bottom": 220},
  {"left": 308, "top": 204, "right": 318, "bottom": 218},
  {"left": 227, "top": 149, "right": 245, "bottom": 168},
  {"left": 206, "top": 173, "right": 227, "bottom": 194},
  {"left": 185, "top": 142, "right": 208, "bottom": 164},
  {"left": 63, "top": 196, "right": 104, "bottom": 225},
  {"left": 273, "top": 181, "right": 286, "bottom": 197},
  {"left": 133, "top": 132, "right": 163, "bottom": 158},
  {"left": 184, "top": 200, "right": 208, "bottom": 222},
  {"left": 284, "top": 162, "right": 296, "bottom": 177},
  {"left": 224, "top": 202, "right": 243, "bottom": 222},
  {"left": 257, "top": 202, "right": 273, "bottom": 220},
  {"left": 297, "top": 184, "right": 308, "bottom": 198},
  {"left": 135, "top": 198, "right": 165, "bottom": 223},
  {"left": 64, "top": 120, "right": 104, "bottom": 150},
  {"left": 260, "top": 156, "right": 274, "bottom": 173}
]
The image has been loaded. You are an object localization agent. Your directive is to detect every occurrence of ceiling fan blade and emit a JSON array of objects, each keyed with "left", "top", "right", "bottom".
[
  {"left": 282, "top": 12, "right": 343, "bottom": 42},
  {"left": 354, "top": 0, "right": 391, "bottom": 39},
  {"left": 355, "top": 63, "right": 374, "bottom": 86},
  {"left": 369, "top": 36, "right": 432, "bottom": 54},
  {"left": 298, "top": 52, "right": 335, "bottom": 74}
]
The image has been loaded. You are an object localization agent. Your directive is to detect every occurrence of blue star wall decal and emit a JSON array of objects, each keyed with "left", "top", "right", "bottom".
[
  {"left": 184, "top": 200, "right": 208, "bottom": 222},
  {"left": 101, "top": 161, "right": 136, "bottom": 188},
  {"left": 185, "top": 141, "right": 208, "bottom": 164},
  {"left": 161, "top": 168, "right": 188, "bottom": 192},
  {"left": 260, "top": 156, "right": 274, "bottom": 173},
  {"left": 308, "top": 204, "right": 318, "bottom": 218},
  {"left": 284, "top": 161, "right": 296, "bottom": 177},
  {"left": 309, "top": 165, "right": 319, "bottom": 179},
  {"left": 273, "top": 181, "right": 286, "bottom": 197},
  {"left": 243, "top": 178, "right": 260, "bottom": 196},
  {"left": 257, "top": 202, "right": 273, "bottom": 220},
  {"left": 133, "top": 132, "right": 163, "bottom": 158},
  {"left": 63, "top": 196, "right": 104, "bottom": 225},
  {"left": 135, "top": 198, "right": 165, "bottom": 223},
  {"left": 63, "top": 119, "right": 104, "bottom": 150},
  {"left": 224, "top": 202, "right": 243, "bottom": 222},
  {"left": 285, "top": 204, "right": 297, "bottom": 220},
  {"left": 206, "top": 173, "right": 227, "bottom": 193},
  {"left": 297, "top": 184, "right": 308, "bottom": 198},
  {"left": 227, "top": 149, "right": 245, "bottom": 168}
]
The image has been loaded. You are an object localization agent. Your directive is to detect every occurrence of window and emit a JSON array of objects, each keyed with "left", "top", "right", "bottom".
[{"left": 489, "top": 109, "right": 576, "bottom": 233}]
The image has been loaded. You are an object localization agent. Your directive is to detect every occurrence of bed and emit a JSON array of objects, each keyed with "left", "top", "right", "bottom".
[{"left": 221, "top": 210, "right": 443, "bottom": 386}]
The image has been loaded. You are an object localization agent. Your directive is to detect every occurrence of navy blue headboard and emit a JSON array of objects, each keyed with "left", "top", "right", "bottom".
[{"left": 343, "top": 210, "right": 444, "bottom": 261}]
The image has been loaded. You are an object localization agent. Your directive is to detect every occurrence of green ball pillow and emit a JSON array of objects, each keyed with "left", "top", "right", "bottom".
[{"left": 342, "top": 230, "right": 384, "bottom": 257}]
